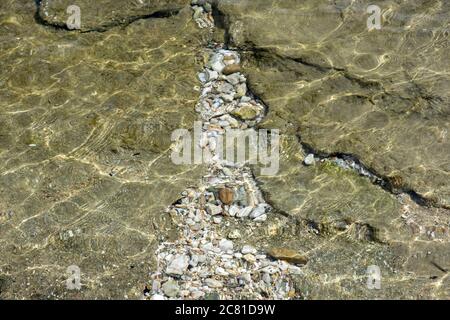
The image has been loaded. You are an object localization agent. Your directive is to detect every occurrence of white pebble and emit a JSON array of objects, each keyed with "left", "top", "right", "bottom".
[
  {"left": 205, "top": 278, "right": 223, "bottom": 288},
  {"left": 253, "top": 214, "right": 267, "bottom": 222},
  {"left": 228, "top": 205, "right": 240, "bottom": 217},
  {"left": 236, "top": 206, "right": 253, "bottom": 218},
  {"left": 165, "top": 255, "right": 189, "bottom": 276},
  {"left": 219, "top": 239, "right": 234, "bottom": 252},
  {"left": 215, "top": 267, "right": 229, "bottom": 276},
  {"left": 241, "top": 245, "right": 257, "bottom": 254},
  {"left": 304, "top": 153, "right": 315, "bottom": 166},
  {"left": 249, "top": 204, "right": 266, "bottom": 218}
]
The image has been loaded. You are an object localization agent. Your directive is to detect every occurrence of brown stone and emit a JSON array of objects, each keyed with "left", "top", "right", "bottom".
[
  {"left": 222, "top": 64, "right": 241, "bottom": 75},
  {"left": 266, "top": 247, "right": 308, "bottom": 265},
  {"left": 288, "top": 289, "right": 296, "bottom": 298},
  {"left": 218, "top": 187, "right": 234, "bottom": 205}
]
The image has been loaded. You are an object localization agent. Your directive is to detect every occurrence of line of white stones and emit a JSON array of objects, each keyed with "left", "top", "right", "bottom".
[{"left": 145, "top": 5, "right": 301, "bottom": 301}]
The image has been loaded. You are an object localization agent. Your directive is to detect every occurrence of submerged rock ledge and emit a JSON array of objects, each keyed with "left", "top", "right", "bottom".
[
  {"left": 0, "top": 0, "right": 448, "bottom": 300},
  {"left": 217, "top": 0, "right": 450, "bottom": 209}
]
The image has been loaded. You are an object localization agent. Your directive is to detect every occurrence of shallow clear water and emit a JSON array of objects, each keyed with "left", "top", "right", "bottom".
[{"left": 0, "top": 0, "right": 448, "bottom": 299}]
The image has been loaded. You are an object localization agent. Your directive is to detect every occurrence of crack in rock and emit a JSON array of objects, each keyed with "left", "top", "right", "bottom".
[{"left": 34, "top": 0, "right": 181, "bottom": 33}]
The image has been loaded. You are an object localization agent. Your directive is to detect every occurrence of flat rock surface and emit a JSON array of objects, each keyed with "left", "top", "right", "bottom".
[
  {"left": 0, "top": 0, "right": 449, "bottom": 300},
  {"left": 219, "top": 0, "right": 450, "bottom": 208},
  {"left": 0, "top": 1, "right": 204, "bottom": 299},
  {"left": 38, "top": 0, "right": 189, "bottom": 31},
  {"left": 252, "top": 135, "right": 449, "bottom": 298}
]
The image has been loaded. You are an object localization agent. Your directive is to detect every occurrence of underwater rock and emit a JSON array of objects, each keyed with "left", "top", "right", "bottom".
[{"left": 266, "top": 248, "right": 308, "bottom": 265}]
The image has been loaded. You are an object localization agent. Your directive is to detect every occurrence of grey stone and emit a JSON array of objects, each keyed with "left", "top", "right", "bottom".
[
  {"left": 249, "top": 204, "right": 266, "bottom": 218},
  {"left": 162, "top": 280, "right": 179, "bottom": 298},
  {"left": 166, "top": 255, "right": 189, "bottom": 276},
  {"left": 226, "top": 73, "right": 241, "bottom": 85},
  {"left": 198, "top": 72, "right": 207, "bottom": 83},
  {"left": 236, "top": 206, "right": 253, "bottom": 218},
  {"left": 191, "top": 290, "right": 205, "bottom": 299},
  {"left": 217, "top": 82, "right": 234, "bottom": 94},
  {"left": 206, "top": 69, "right": 219, "bottom": 81},
  {"left": 205, "top": 278, "right": 223, "bottom": 288},
  {"left": 206, "top": 203, "right": 222, "bottom": 215},
  {"left": 228, "top": 205, "right": 240, "bottom": 217},
  {"left": 253, "top": 214, "right": 267, "bottom": 222}
]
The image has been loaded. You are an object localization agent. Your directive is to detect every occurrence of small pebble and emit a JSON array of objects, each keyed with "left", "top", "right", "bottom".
[
  {"left": 165, "top": 255, "right": 189, "bottom": 276},
  {"left": 219, "top": 239, "right": 234, "bottom": 252},
  {"left": 206, "top": 203, "right": 222, "bottom": 216},
  {"left": 241, "top": 245, "right": 257, "bottom": 254},
  {"left": 243, "top": 254, "right": 256, "bottom": 263},
  {"left": 304, "top": 153, "right": 315, "bottom": 166},
  {"left": 162, "top": 280, "right": 179, "bottom": 298},
  {"left": 205, "top": 278, "right": 223, "bottom": 288},
  {"left": 253, "top": 214, "right": 267, "bottom": 222},
  {"left": 236, "top": 206, "right": 253, "bottom": 218}
]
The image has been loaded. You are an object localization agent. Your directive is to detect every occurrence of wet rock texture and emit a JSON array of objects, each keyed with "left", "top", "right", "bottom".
[
  {"left": 38, "top": 0, "right": 190, "bottom": 31},
  {"left": 0, "top": 0, "right": 448, "bottom": 300},
  {"left": 255, "top": 135, "right": 449, "bottom": 298},
  {"left": 0, "top": 1, "right": 205, "bottom": 299},
  {"left": 217, "top": 0, "right": 450, "bottom": 298},
  {"left": 218, "top": 0, "right": 450, "bottom": 208}
]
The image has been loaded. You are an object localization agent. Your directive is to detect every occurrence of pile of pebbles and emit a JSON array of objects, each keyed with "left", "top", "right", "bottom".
[
  {"left": 196, "top": 48, "right": 266, "bottom": 127},
  {"left": 191, "top": 0, "right": 214, "bottom": 29},
  {"left": 146, "top": 7, "right": 304, "bottom": 300},
  {"left": 149, "top": 203, "right": 302, "bottom": 299}
]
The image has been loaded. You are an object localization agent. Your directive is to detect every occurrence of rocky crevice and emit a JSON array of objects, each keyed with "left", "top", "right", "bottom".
[
  {"left": 34, "top": 0, "right": 181, "bottom": 33},
  {"left": 298, "top": 138, "right": 439, "bottom": 208}
]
